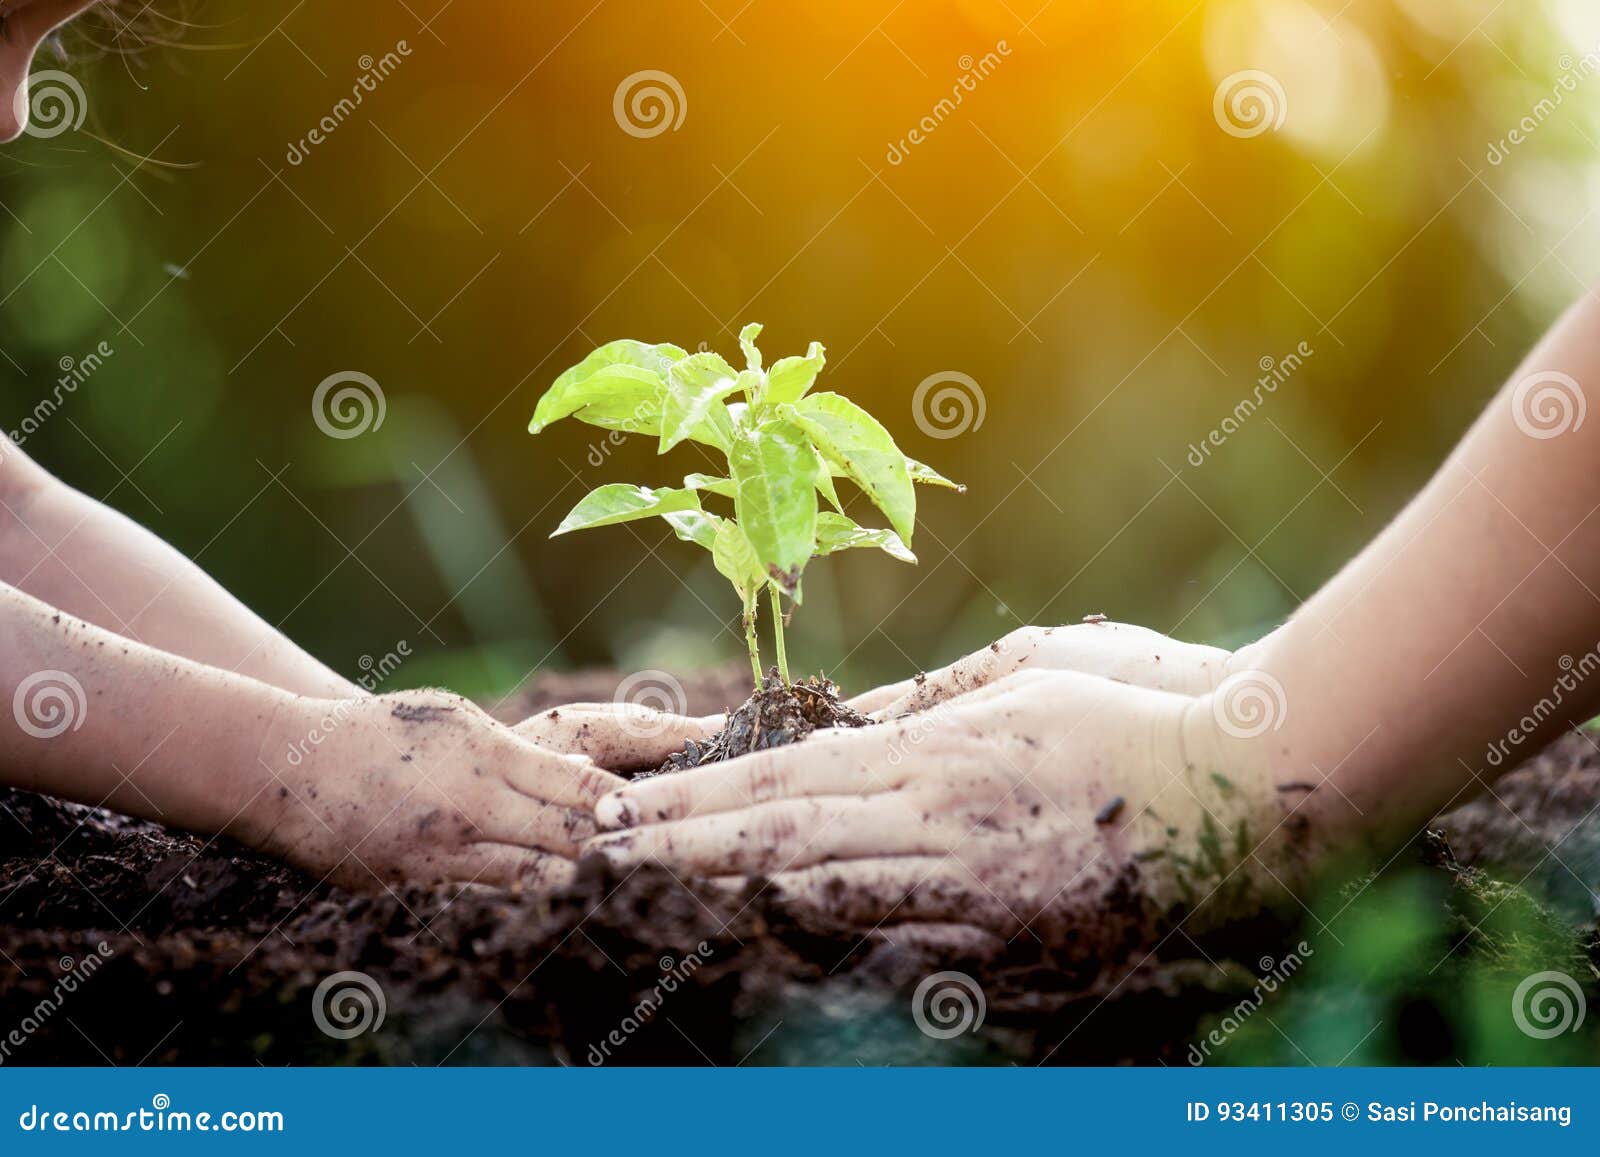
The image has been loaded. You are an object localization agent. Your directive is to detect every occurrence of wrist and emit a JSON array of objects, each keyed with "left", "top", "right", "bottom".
[
  {"left": 229, "top": 693, "right": 351, "bottom": 848},
  {"left": 1159, "top": 684, "right": 1313, "bottom": 922}
]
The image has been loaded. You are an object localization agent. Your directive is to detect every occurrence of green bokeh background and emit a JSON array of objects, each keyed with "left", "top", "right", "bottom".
[{"left": 10, "top": 0, "right": 1597, "bottom": 700}]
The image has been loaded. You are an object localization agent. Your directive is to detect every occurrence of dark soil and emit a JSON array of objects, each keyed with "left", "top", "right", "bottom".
[
  {"left": 1, "top": 667, "right": 1597, "bottom": 1066},
  {"left": 650, "top": 669, "right": 873, "bottom": 777}
]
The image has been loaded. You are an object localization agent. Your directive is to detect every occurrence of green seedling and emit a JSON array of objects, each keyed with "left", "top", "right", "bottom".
[{"left": 528, "top": 324, "right": 963, "bottom": 686}]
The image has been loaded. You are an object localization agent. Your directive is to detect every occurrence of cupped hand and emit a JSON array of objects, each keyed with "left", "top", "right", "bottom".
[
  {"left": 849, "top": 622, "right": 1252, "bottom": 716},
  {"left": 245, "top": 690, "right": 632, "bottom": 890},
  {"left": 586, "top": 670, "right": 1294, "bottom": 952},
  {"left": 511, "top": 701, "right": 722, "bottom": 772}
]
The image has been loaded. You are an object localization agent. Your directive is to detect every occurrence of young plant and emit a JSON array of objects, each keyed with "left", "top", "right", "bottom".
[{"left": 528, "top": 324, "right": 963, "bottom": 686}]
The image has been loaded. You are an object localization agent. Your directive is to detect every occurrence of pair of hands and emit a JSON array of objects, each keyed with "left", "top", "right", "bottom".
[
  {"left": 249, "top": 622, "right": 1293, "bottom": 958},
  {"left": 583, "top": 623, "right": 1294, "bottom": 950}
]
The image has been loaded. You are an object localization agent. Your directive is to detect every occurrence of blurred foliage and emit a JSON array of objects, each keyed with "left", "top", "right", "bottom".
[
  {"left": 2, "top": 0, "right": 1599, "bottom": 706},
  {"left": 1207, "top": 845, "right": 1600, "bottom": 1066}
]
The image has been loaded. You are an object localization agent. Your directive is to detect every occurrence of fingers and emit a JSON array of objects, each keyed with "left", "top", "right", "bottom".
[
  {"left": 594, "top": 727, "right": 899, "bottom": 828},
  {"left": 876, "top": 641, "right": 1040, "bottom": 718},
  {"left": 587, "top": 793, "right": 947, "bottom": 876},
  {"left": 452, "top": 842, "right": 578, "bottom": 890},
  {"left": 477, "top": 793, "right": 600, "bottom": 858},
  {"left": 846, "top": 678, "right": 918, "bottom": 714},
  {"left": 753, "top": 857, "right": 1015, "bottom": 934},
  {"left": 884, "top": 668, "right": 1064, "bottom": 718},
  {"left": 514, "top": 705, "right": 723, "bottom": 771},
  {"left": 329, "top": 841, "right": 576, "bottom": 892},
  {"left": 503, "top": 748, "right": 626, "bottom": 812}
]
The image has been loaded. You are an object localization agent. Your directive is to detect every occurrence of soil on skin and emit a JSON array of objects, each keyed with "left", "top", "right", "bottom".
[
  {"left": 650, "top": 669, "right": 873, "bottom": 777},
  {"left": 1, "top": 667, "right": 1597, "bottom": 1066}
]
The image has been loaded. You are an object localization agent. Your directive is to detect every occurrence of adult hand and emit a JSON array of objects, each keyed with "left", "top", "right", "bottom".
[{"left": 586, "top": 671, "right": 1293, "bottom": 951}]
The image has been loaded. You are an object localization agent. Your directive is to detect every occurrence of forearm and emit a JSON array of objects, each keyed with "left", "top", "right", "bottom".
[
  {"left": 0, "top": 445, "right": 356, "bottom": 699},
  {"left": 1239, "top": 292, "right": 1600, "bottom": 846},
  {"left": 0, "top": 580, "right": 302, "bottom": 841}
]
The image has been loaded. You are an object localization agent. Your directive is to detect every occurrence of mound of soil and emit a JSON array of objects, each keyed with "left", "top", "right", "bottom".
[
  {"left": 1, "top": 667, "right": 1596, "bottom": 1066},
  {"left": 651, "top": 670, "right": 872, "bottom": 776}
]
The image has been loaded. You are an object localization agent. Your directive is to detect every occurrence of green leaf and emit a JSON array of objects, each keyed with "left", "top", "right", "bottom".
[
  {"left": 728, "top": 417, "right": 818, "bottom": 594},
  {"left": 738, "top": 323, "right": 764, "bottom": 372},
  {"left": 684, "top": 473, "right": 736, "bottom": 498},
  {"left": 551, "top": 484, "right": 701, "bottom": 537},
  {"left": 662, "top": 509, "right": 722, "bottom": 551},
  {"left": 814, "top": 512, "right": 916, "bottom": 564},
  {"left": 711, "top": 519, "right": 765, "bottom": 594},
  {"left": 531, "top": 364, "right": 665, "bottom": 436},
  {"left": 766, "top": 341, "right": 826, "bottom": 405},
  {"left": 908, "top": 457, "right": 965, "bottom": 491},
  {"left": 783, "top": 392, "right": 916, "bottom": 546},
  {"left": 530, "top": 340, "right": 687, "bottom": 434},
  {"left": 660, "top": 352, "right": 741, "bottom": 453},
  {"left": 813, "top": 451, "right": 842, "bottom": 512}
]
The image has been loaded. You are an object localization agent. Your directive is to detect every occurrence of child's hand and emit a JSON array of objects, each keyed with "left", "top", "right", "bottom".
[
  {"left": 511, "top": 702, "right": 722, "bottom": 772},
  {"left": 849, "top": 622, "right": 1248, "bottom": 715},
  {"left": 244, "top": 690, "right": 629, "bottom": 890},
  {"left": 588, "top": 670, "right": 1291, "bottom": 951}
]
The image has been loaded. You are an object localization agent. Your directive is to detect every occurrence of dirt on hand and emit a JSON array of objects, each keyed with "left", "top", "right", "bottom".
[{"left": 1, "top": 666, "right": 1597, "bottom": 1066}]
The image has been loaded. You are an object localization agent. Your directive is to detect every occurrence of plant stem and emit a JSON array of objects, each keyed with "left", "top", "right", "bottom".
[
  {"left": 768, "top": 584, "right": 790, "bottom": 685},
  {"left": 742, "top": 593, "right": 763, "bottom": 685}
]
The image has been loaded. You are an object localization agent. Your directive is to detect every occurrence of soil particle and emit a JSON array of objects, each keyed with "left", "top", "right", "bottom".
[
  {"left": 391, "top": 703, "right": 456, "bottom": 724},
  {"left": 1094, "top": 797, "right": 1126, "bottom": 825},
  {"left": 650, "top": 669, "right": 873, "bottom": 777}
]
